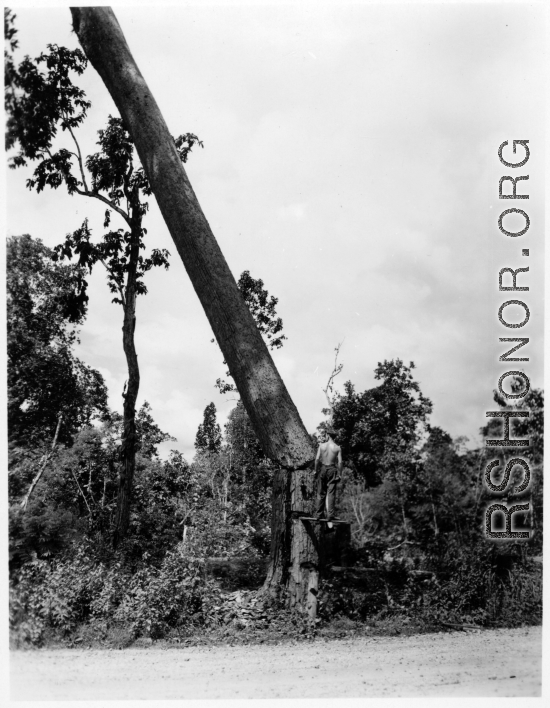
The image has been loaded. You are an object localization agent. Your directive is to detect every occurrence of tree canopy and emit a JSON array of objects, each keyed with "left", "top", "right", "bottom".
[
  {"left": 195, "top": 403, "right": 222, "bottom": 454},
  {"left": 330, "top": 359, "right": 433, "bottom": 486},
  {"left": 7, "top": 234, "right": 108, "bottom": 447}
]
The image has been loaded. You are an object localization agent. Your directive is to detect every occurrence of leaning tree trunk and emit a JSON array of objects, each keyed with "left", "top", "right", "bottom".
[
  {"left": 70, "top": 7, "right": 314, "bottom": 472},
  {"left": 69, "top": 7, "right": 317, "bottom": 597},
  {"left": 20, "top": 413, "right": 63, "bottom": 510}
]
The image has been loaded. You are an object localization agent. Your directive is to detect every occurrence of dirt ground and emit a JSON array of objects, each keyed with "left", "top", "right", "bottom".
[{"left": 10, "top": 625, "right": 541, "bottom": 699}]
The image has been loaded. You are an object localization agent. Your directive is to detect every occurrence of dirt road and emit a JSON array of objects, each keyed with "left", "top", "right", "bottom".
[{"left": 10, "top": 626, "right": 541, "bottom": 699}]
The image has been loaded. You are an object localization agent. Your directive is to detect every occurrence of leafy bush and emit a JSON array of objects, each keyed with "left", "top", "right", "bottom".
[
  {"left": 416, "top": 540, "right": 542, "bottom": 626},
  {"left": 106, "top": 552, "right": 206, "bottom": 639},
  {"left": 9, "top": 502, "right": 81, "bottom": 570},
  {"left": 10, "top": 545, "right": 212, "bottom": 646},
  {"left": 10, "top": 549, "right": 100, "bottom": 646},
  {"left": 313, "top": 533, "right": 542, "bottom": 631}
]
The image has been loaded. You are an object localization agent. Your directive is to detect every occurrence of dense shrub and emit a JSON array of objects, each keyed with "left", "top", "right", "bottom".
[
  {"left": 10, "top": 545, "right": 212, "bottom": 646},
  {"left": 417, "top": 539, "right": 542, "bottom": 627},
  {"left": 10, "top": 548, "right": 101, "bottom": 646},
  {"left": 314, "top": 534, "right": 542, "bottom": 630}
]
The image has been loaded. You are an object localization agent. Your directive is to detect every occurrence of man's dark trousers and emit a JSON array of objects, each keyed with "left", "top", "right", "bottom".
[{"left": 315, "top": 464, "right": 338, "bottom": 520}]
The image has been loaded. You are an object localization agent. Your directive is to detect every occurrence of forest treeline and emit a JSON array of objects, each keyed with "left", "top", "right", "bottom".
[{"left": 8, "top": 233, "right": 543, "bottom": 647}]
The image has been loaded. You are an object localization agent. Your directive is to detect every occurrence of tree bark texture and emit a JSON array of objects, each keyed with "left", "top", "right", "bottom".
[
  {"left": 264, "top": 466, "right": 317, "bottom": 603},
  {"left": 287, "top": 516, "right": 352, "bottom": 617},
  {"left": 113, "top": 253, "right": 140, "bottom": 545},
  {"left": 112, "top": 185, "right": 142, "bottom": 544},
  {"left": 263, "top": 469, "right": 292, "bottom": 590},
  {"left": 288, "top": 514, "right": 320, "bottom": 616},
  {"left": 263, "top": 465, "right": 351, "bottom": 615},
  {"left": 69, "top": 7, "right": 315, "bottom": 470}
]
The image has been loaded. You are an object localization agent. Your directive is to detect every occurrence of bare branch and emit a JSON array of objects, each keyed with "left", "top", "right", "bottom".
[
  {"left": 387, "top": 539, "right": 418, "bottom": 551},
  {"left": 322, "top": 340, "right": 345, "bottom": 423},
  {"left": 21, "top": 414, "right": 63, "bottom": 510},
  {"left": 41, "top": 134, "right": 130, "bottom": 226},
  {"left": 41, "top": 113, "right": 130, "bottom": 225},
  {"left": 69, "top": 468, "right": 93, "bottom": 516},
  {"left": 74, "top": 187, "right": 130, "bottom": 225},
  {"left": 36, "top": 148, "right": 54, "bottom": 161},
  {"left": 63, "top": 114, "right": 89, "bottom": 192}
]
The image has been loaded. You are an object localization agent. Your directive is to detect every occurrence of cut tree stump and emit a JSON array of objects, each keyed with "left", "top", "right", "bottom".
[{"left": 286, "top": 515, "right": 351, "bottom": 618}]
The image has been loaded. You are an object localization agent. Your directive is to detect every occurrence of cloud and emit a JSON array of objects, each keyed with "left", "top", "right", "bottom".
[
  {"left": 277, "top": 203, "right": 307, "bottom": 222},
  {"left": 7, "top": 4, "right": 544, "bottom": 457}
]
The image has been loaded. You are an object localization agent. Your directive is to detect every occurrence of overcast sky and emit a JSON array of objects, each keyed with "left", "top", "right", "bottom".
[{"left": 5, "top": 2, "right": 545, "bottom": 461}]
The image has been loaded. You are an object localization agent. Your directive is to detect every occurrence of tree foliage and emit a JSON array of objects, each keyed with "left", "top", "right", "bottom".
[
  {"left": 4, "top": 9, "right": 19, "bottom": 145},
  {"left": 330, "top": 359, "right": 433, "bottom": 486},
  {"left": 50, "top": 115, "right": 202, "bottom": 305},
  {"left": 187, "top": 400, "right": 274, "bottom": 558},
  {"left": 7, "top": 234, "right": 108, "bottom": 446},
  {"left": 215, "top": 271, "right": 286, "bottom": 395},
  {"left": 237, "top": 270, "right": 286, "bottom": 349},
  {"left": 9, "top": 402, "right": 179, "bottom": 570},
  {"left": 195, "top": 403, "right": 222, "bottom": 454},
  {"left": 409, "top": 426, "right": 475, "bottom": 542},
  {"left": 224, "top": 401, "right": 273, "bottom": 541}
]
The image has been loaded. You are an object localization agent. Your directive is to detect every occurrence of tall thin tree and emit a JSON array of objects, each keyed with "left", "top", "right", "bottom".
[{"left": 6, "top": 36, "right": 201, "bottom": 544}]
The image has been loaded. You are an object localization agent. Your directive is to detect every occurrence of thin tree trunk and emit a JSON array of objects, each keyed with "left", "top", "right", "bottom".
[
  {"left": 113, "top": 229, "right": 140, "bottom": 546},
  {"left": 452, "top": 506, "right": 463, "bottom": 544},
  {"left": 218, "top": 465, "right": 229, "bottom": 523},
  {"left": 401, "top": 501, "right": 408, "bottom": 539},
  {"left": 350, "top": 482, "right": 367, "bottom": 541},
  {"left": 69, "top": 7, "right": 314, "bottom": 471},
  {"left": 70, "top": 468, "right": 93, "bottom": 516},
  {"left": 431, "top": 500, "right": 439, "bottom": 536},
  {"left": 396, "top": 475, "right": 409, "bottom": 539},
  {"left": 472, "top": 449, "right": 486, "bottom": 522},
  {"left": 21, "top": 413, "right": 62, "bottom": 510},
  {"left": 223, "top": 472, "right": 229, "bottom": 524},
  {"left": 322, "top": 342, "right": 343, "bottom": 425}
]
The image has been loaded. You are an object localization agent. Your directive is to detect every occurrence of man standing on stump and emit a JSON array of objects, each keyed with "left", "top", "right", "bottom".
[{"left": 314, "top": 426, "right": 343, "bottom": 527}]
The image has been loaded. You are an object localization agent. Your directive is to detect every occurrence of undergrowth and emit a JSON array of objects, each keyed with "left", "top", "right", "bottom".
[{"left": 10, "top": 537, "right": 542, "bottom": 649}]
